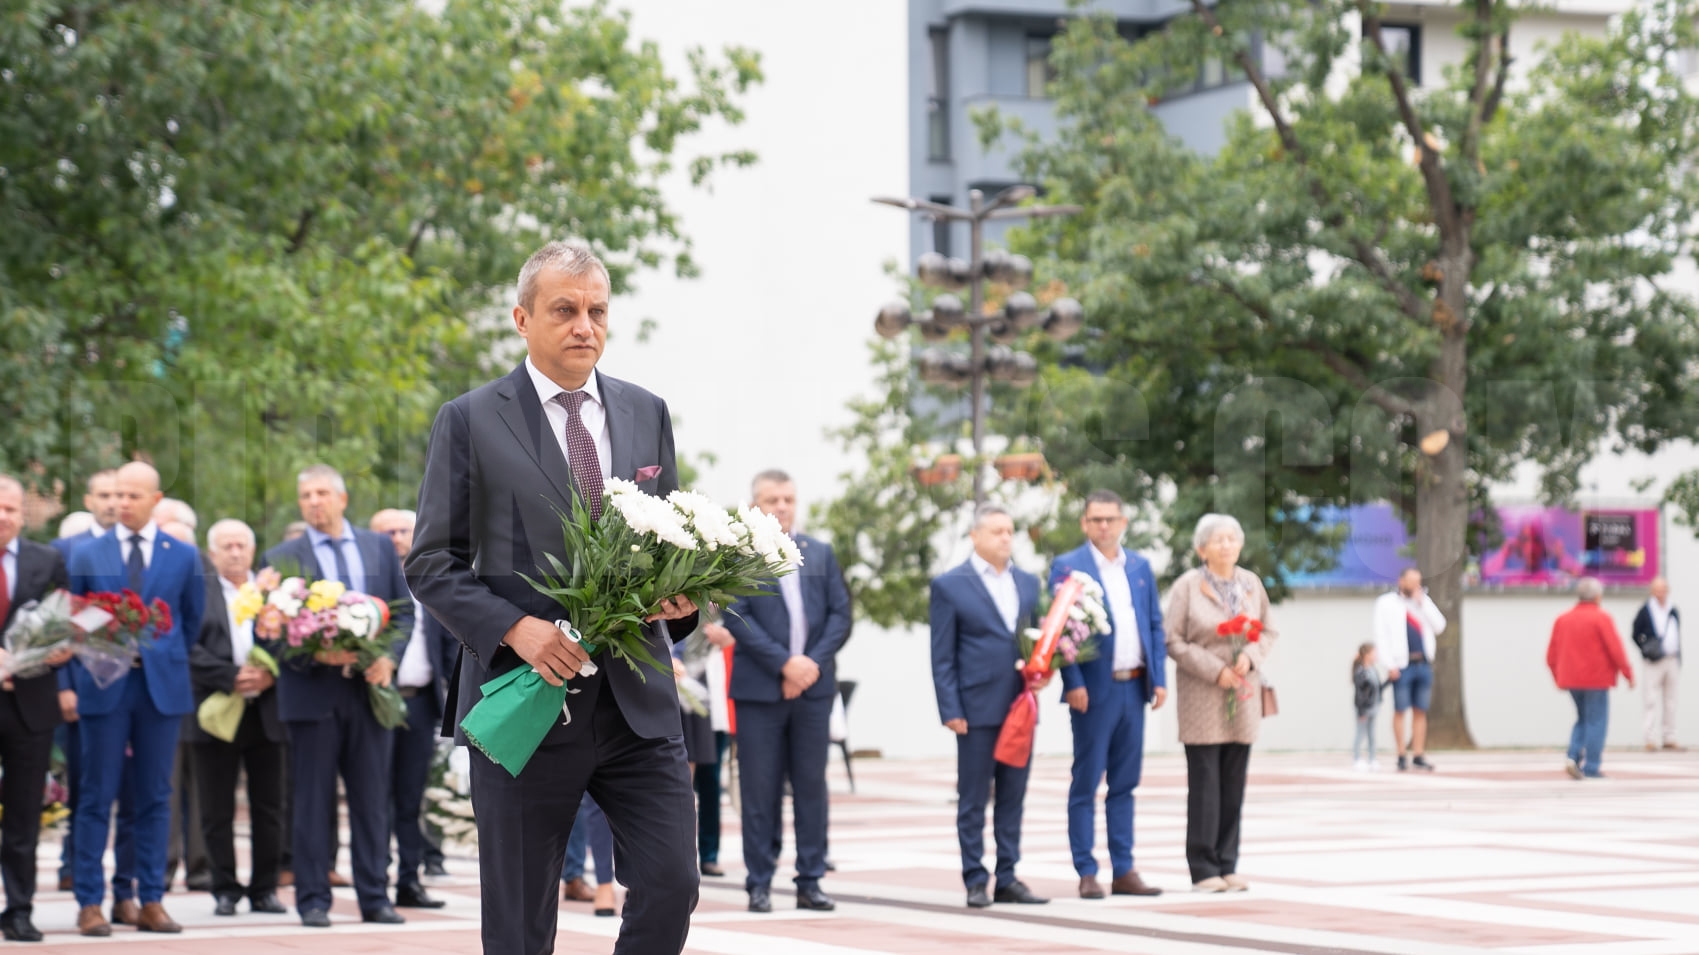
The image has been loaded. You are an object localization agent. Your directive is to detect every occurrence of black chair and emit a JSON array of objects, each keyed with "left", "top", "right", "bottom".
[{"left": 835, "top": 680, "right": 857, "bottom": 793}]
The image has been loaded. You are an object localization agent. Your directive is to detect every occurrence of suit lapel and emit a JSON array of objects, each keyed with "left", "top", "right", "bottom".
[
  {"left": 355, "top": 531, "right": 383, "bottom": 593},
  {"left": 960, "top": 562, "right": 1012, "bottom": 636},
  {"left": 1073, "top": 544, "right": 1117, "bottom": 659},
  {"left": 494, "top": 364, "right": 576, "bottom": 506},
  {"left": 599, "top": 372, "right": 636, "bottom": 483},
  {"left": 146, "top": 535, "right": 179, "bottom": 599}
]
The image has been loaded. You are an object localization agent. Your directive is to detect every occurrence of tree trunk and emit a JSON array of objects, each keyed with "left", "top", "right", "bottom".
[{"left": 1415, "top": 270, "right": 1477, "bottom": 749}]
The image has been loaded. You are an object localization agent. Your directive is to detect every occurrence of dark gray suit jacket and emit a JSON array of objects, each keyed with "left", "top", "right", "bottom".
[{"left": 406, "top": 363, "right": 694, "bottom": 743}]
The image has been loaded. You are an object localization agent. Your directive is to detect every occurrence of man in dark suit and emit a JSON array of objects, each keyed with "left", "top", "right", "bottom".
[
  {"left": 726, "top": 470, "right": 851, "bottom": 915},
  {"left": 188, "top": 518, "right": 287, "bottom": 917},
  {"left": 0, "top": 474, "right": 75, "bottom": 941},
  {"left": 261, "top": 464, "right": 413, "bottom": 928},
  {"left": 929, "top": 504, "right": 1049, "bottom": 909},
  {"left": 407, "top": 240, "right": 701, "bottom": 955},
  {"left": 1049, "top": 489, "right": 1166, "bottom": 900},
  {"left": 65, "top": 461, "right": 205, "bottom": 936}
]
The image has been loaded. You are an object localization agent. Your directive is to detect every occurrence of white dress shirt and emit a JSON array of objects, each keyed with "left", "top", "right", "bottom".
[
  {"left": 1, "top": 537, "right": 17, "bottom": 603},
  {"left": 121, "top": 521, "right": 159, "bottom": 569},
  {"left": 1649, "top": 597, "right": 1681, "bottom": 658},
  {"left": 396, "top": 598, "right": 434, "bottom": 688},
  {"left": 1091, "top": 545, "right": 1143, "bottom": 671},
  {"left": 779, "top": 569, "right": 809, "bottom": 657},
  {"left": 526, "top": 356, "right": 612, "bottom": 481},
  {"left": 970, "top": 552, "right": 1020, "bottom": 634},
  {"left": 220, "top": 573, "right": 256, "bottom": 664}
]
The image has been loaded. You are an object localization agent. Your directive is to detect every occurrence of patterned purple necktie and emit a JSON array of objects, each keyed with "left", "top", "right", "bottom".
[{"left": 553, "top": 390, "right": 604, "bottom": 520}]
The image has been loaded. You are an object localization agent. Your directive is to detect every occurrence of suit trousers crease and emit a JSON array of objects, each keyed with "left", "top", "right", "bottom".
[
  {"left": 956, "top": 726, "right": 1029, "bottom": 891},
  {"left": 1643, "top": 656, "right": 1680, "bottom": 746},
  {"left": 0, "top": 693, "right": 53, "bottom": 916},
  {"left": 735, "top": 695, "right": 832, "bottom": 893},
  {"left": 192, "top": 707, "right": 285, "bottom": 901},
  {"left": 470, "top": 671, "right": 699, "bottom": 955},
  {"left": 1184, "top": 742, "right": 1250, "bottom": 883},
  {"left": 167, "top": 737, "right": 208, "bottom": 882},
  {"left": 72, "top": 671, "right": 180, "bottom": 907},
  {"left": 390, "top": 692, "right": 438, "bottom": 890},
  {"left": 285, "top": 684, "right": 394, "bottom": 915},
  {"left": 1068, "top": 679, "right": 1147, "bottom": 878}
]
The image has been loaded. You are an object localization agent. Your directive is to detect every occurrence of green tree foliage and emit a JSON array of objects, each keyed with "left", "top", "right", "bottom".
[
  {"left": 974, "top": 0, "right": 1699, "bottom": 745},
  {"left": 1, "top": 0, "right": 758, "bottom": 543}
]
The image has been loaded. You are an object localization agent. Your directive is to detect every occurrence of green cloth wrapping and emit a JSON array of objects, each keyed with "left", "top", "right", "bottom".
[
  {"left": 459, "top": 664, "right": 570, "bottom": 778},
  {"left": 196, "top": 647, "right": 281, "bottom": 743}
]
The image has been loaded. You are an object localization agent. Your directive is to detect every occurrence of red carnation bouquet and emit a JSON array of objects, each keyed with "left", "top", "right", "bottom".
[
  {"left": 71, "top": 590, "right": 170, "bottom": 689},
  {"left": 1216, "top": 614, "right": 1263, "bottom": 721}
]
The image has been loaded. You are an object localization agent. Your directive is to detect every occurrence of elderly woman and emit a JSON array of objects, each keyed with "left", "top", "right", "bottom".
[{"left": 1164, "top": 513, "right": 1276, "bottom": 893}]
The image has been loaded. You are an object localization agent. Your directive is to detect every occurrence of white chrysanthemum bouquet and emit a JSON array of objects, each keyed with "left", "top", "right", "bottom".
[{"left": 521, "top": 478, "right": 802, "bottom": 679}]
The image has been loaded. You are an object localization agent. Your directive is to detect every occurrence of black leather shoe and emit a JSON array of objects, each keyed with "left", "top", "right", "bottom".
[
  {"left": 700, "top": 862, "right": 726, "bottom": 877},
  {"left": 747, "top": 886, "right": 772, "bottom": 913},
  {"left": 1, "top": 913, "right": 43, "bottom": 942},
  {"left": 361, "top": 904, "right": 406, "bottom": 924},
  {"left": 994, "top": 881, "right": 1049, "bottom": 904},
  {"left": 824, "top": 858, "right": 837, "bottom": 872},
  {"left": 213, "top": 896, "right": 238, "bottom": 917},
  {"left": 300, "top": 907, "right": 332, "bottom": 928},
  {"left": 250, "top": 892, "right": 287, "bottom": 914},
  {"left": 423, "top": 861, "right": 449, "bottom": 878},
  {"left": 965, "top": 884, "right": 992, "bottom": 909},
  {"left": 796, "top": 886, "right": 835, "bottom": 911},
  {"left": 395, "top": 885, "right": 446, "bottom": 909}
]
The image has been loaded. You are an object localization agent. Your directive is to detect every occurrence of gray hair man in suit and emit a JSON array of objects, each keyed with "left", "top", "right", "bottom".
[{"left": 408, "top": 239, "right": 701, "bottom": 955}]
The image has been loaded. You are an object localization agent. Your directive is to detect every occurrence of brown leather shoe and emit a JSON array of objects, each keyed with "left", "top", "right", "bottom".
[
  {"left": 328, "top": 871, "right": 352, "bottom": 888},
  {"left": 562, "top": 877, "right": 595, "bottom": 902},
  {"left": 111, "top": 898, "right": 140, "bottom": 926},
  {"left": 58, "top": 875, "right": 74, "bottom": 892},
  {"left": 137, "top": 902, "right": 182, "bottom": 934},
  {"left": 79, "top": 905, "right": 112, "bottom": 937},
  {"left": 1078, "top": 875, "right": 1105, "bottom": 899},
  {"left": 1111, "top": 872, "right": 1163, "bottom": 896}
]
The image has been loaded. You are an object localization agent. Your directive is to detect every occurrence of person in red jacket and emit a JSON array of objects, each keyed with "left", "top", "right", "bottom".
[{"left": 1547, "top": 578, "right": 1635, "bottom": 779}]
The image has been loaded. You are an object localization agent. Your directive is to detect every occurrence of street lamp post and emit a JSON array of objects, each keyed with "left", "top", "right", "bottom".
[{"left": 872, "top": 185, "right": 1084, "bottom": 502}]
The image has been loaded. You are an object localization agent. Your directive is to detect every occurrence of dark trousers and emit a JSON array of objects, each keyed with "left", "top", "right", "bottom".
[
  {"left": 1183, "top": 742, "right": 1251, "bottom": 882},
  {"left": 736, "top": 695, "right": 831, "bottom": 893},
  {"left": 694, "top": 731, "right": 728, "bottom": 864},
  {"left": 389, "top": 691, "right": 437, "bottom": 890},
  {"left": 1067, "top": 679, "right": 1147, "bottom": 878},
  {"left": 469, "top": 676, "right": 698, "bottom": 955},
  {"left": 73, "top": 673, "right": 180, "bottom": 907},
  {"left": 0, "top": 694, "right": 54, "bottom": 917},
  {"left": 56, "top": 722, "right": 74, "bottom": 883},
  {"left": 192, "top": 708, "right": 285, "bottom": 902},
  {"left": 955, "top": 725, "right": 1030, "bottom": 891},
  {"left": 166, "top": 737, "right": 208, "bottom": 883},
  {"left": 580, "top": 795, "right": 614, "bottom": 884},
  {"left": 286, "top": 688, "right": 394, "bottom": 915}
]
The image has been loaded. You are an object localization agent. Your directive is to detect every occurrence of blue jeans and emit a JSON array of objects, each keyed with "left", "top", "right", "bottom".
[
  {"left": 1353, "top": 712, "right": 1376, "bottom": 762},
  {"left": 1567, "top": 689, "right": 1610, "bottom": 777},
  {"left": 1391, "top": 662, "right": 1433, "bottom": 712}
]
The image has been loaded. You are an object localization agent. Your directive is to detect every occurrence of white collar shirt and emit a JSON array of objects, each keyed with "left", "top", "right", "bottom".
[
  {"left": 970, "top": 552, "right": 1020, "bottom": 634},
  {"left": 1650, "top": 597, "right": 1680, "bottom": 658},
  {"left": 121, "top": 521, "right": 159, "bottom": 569},
  {"left": 397, "top": 598, "right": 434, "bottom": 688},
  {"left": 220, "top": 572, "right": 256, "bottom": 664},
  {"left": 526, "top": 356, "right": 612, "bottom": 482},
  {"left": 1090, "top": 544, "right": 1143, "bottom": 671}
]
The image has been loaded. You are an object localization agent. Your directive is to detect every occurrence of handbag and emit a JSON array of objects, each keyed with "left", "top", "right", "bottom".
[{"left": 1261, "top": 683, "right": 1279, "bottom": 718}]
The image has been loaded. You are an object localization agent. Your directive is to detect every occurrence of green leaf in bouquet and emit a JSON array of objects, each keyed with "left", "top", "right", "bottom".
[{"left": 368, "top": 684, "right": 410, "bottom": 730}]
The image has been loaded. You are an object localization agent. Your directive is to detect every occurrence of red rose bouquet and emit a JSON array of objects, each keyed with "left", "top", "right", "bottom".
[
  {"left": 1216, "top": 614, "right": 1264, "bottom": 721},
  {"left": 72, "top": 589, "right": 170, "bottom": 689}
]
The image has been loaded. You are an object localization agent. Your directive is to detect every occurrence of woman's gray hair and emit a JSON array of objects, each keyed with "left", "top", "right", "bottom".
[
  {"left": 972, "top": 503, "right": 1012, "bottom": 530},
  {"left": 518, "top": 240, "right": 611, "bottom": 312},
  {"left": 1576, "top": 577, "right": 1604, "bottom": 602},
  {"left": 1192, "top": 513, "right": 1245, "bottom": 551}
]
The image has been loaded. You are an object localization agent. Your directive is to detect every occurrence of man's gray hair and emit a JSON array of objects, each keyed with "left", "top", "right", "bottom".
[
  {"left": 972, "top": 503, "right": 1012, "bottom": 530},
  {"left": 207, "top": 518, "right": 256, "bottom": 550},
  {"left": 751, "top": 469, "right": 794, "bottom": 497},
  {"left": 0, "top": 473, "right": 22, "bottom": 499},
  {"left": 57, "top": 511, "right": 95, "bottom": 539},
  {"left": 517, "top": 240, "right": 611, "bottom": 313},
  {"left": 1577, "top": 577, "right": 1604, "bottom": 602},
  {"left": 155, "top": 497, "right": 199, "bottom": 529},
  {"left": 297, "top": 464, "right": 347, "bottom": 495},
  {"left": 1192, "top": 513, "right": 1245, "bottom": 551}
]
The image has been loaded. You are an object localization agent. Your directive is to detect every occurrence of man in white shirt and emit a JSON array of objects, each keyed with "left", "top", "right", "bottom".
[
  {"left": 370, "top": 508, "right": 450, "bottom": 906},
  {"left": 1630, "top": 578, "right": 1683, "bottom": 751},
  {"left": 1372, "top": 569, "right": 1447, "bottom": 772}
]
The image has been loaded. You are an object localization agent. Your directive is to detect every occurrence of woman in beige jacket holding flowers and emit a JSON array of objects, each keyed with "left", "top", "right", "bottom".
[{"left": 1164, "top": 514, "right": 1276, "bottom": 893}]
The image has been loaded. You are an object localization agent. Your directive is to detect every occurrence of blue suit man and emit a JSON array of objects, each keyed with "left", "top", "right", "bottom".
[
  {"left": 726, "top": 471, "right": 851, "bottom": 915},
  {"left": 929, "top": 505, "right": 1049, "bottom": 909},
  {"left": 65, "top": 462, "right": 204, "bottom": 935},
  {"left": 262, "top": 465, "right": 413, "bottom": 928},
  {"left": 1049, "top": 490, "right": 1166, "bottom": 899}
]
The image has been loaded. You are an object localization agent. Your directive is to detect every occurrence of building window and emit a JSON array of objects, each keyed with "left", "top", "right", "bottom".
[
  {"left": 1025, "top": 34, "right": 1057, "bottom": 98},
  {"left": 1373, "top": 23, "right": 1421, "bottom": 85},
  {"left": 929, "top": 195, "right": 953, "bottom": 257},
  {"left": 928, "top": 27, "right": 950, "bottom": 161}
]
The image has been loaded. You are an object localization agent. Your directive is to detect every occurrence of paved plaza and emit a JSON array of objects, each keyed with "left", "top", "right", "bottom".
[{"left": 14, "top": 748, "right": 1699, "bottom": 953}]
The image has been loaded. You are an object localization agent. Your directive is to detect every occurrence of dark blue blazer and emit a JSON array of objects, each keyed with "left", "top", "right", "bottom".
[
  {"left": 929, "top": 559, "right": 1039, "bottom": 728},
  {"left": 51, "top": 527, "right": 100, "bottom": 563},
  {"left": 66, "top": 526, "right": 205, "bottom": 717},
  {"left": 725, "top": 534, "right": 852, "bottom": 704},
  {"left": 1049, "top": 543, "right": 1166, "bottom": 705},
  {"left": 260, "top": 528, "right": 415, "bottom": 723}
]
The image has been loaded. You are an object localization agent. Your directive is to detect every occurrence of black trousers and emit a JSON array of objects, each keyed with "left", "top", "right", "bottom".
[
  {"left": 166, "top": 737, "right": 209, "bottom": 883},
  {"left": 287, "top": 690, "right": 394, "bottom": 915},
  {"left": 694, "top": 731, "right": 728, "bottom": 864},
  {"left": 192, "top": 708, "right": 286, "bottom": 901},
  {"left": 0, "top": 695, "right": 53, "bottom": 917},
  {"left": 389, "top": 691, "right": 437, "bottom": 890},
  {"left": 469, "top": 674, "right": 698, "bottom": 955},
  {"left": 1184, "top": 743, "right": 1251, "bottom": 882}
]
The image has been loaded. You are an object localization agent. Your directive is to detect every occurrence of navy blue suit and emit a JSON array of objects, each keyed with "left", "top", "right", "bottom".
[
  {"left": 929, "top": 559, "right": 1038, "bottom": 891},
  {"left": 66, "top": 524, "right": 205, "bottom": 907},
  {"left": 1049, "top": 543, "right": 1166, "bottom": 879},
  {"left": 261, "top": 528, "right": 413, "bottom": 917},
  {"left": 726, "top": 534, "right": 851, "bottom": 894}
]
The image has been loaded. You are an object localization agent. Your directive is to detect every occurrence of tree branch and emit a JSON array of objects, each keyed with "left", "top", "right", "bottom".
[
  {"left": 286, "top": 207, "right": 315, "bottom": 254},
  {"left": 1481, "top": 28, "right": 1512, "bottom": 126},
  {"left": 1302, "top": 344, "right": 1418, "bottom": 418},
  {"left": 405, "top": 213, "right": 434, "bottom": 260},
  {"left": 1357, "top": 2, "right": 1462, "bottom": 237}
]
